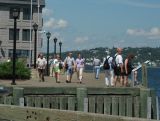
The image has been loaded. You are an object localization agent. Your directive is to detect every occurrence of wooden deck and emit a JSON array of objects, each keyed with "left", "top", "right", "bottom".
[{"left": 0, "top": 69, "right": 130, "bottom": 88}]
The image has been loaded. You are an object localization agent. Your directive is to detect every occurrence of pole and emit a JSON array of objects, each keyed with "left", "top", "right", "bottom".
[
  {"left": 59, "top": 44, "right": 61, "bottom": 59},
  {"left": 54, "top": 42, "right": 56, "bottom": 55},
  {"left": 34, "top": 30, "right": 37, "bottom": 68},
  {"left": 29, "top": 0, "right": 33, "bottom": 68},
  {"left": 47, "top": 38, "right": 49, "bottom": 76},
  {"left": 12, "top": 18, "right": 17, "bottom": 85}
]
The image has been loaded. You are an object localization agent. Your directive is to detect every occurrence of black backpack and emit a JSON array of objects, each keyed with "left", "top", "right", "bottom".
[
  {"left": 59, "top": 62, "right": 63, "bottom": 70},
  {"left": 111, "top": 55, "right": 117, "bottom": 69},
  {"left": 103, "top": 57, "right": 110, "bottom": 70}
]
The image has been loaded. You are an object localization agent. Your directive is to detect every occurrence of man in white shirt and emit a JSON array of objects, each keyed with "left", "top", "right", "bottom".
[
  {"left": 104, "top": 55, "right": 114, "bottom": 86},
  {"left": 36, "top": 53, "right": 47, "bottom": 82},
  {"left": 114, "top": 48, "right": 124, "bottom": 86},
  {"left": 93, "top": 57, "right": 101, "bottom": 79},
  {"left": 64, "top": 52, "right": 75, "bottom": 83}
]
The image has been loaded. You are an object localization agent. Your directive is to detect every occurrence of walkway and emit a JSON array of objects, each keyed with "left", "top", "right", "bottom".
[{"left": 0, "top": 69, "right": 108, "bottom": 87}]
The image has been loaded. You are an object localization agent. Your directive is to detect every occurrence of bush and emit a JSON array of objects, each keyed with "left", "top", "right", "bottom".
[{"left": 0, "top": 60, "right": 31, "bottom": 79}]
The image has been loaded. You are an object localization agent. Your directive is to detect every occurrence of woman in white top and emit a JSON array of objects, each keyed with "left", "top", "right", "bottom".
[
  {"left": 53, "top": 54, "right": 61, "bottom": 83},
  {"left": 75, "top": 53, "right": 85, "bottom": 83}
]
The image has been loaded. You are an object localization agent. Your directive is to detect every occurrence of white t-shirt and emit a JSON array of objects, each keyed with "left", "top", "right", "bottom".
[
  {"left": 107, "top": 56, "right": 113, "bottom": 64},
  {"left": 106, "top": 56, "right": 113, "bottom": 70},
  {"left": 36, "top": 58, "right": 47, "bottom": 69},
  {"left": 115, "top": 54, "right": 123, "bottom": 67},
  {"left": 53, "top": 59, "right": 59, "bottom": 67},
  {"left": 64, "top": 56, "right": 75, "bottom": 68}
]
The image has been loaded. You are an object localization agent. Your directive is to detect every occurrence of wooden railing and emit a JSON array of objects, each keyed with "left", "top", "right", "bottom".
[{"left": 0, "top": 86, "right": 157, "bottom": 119}]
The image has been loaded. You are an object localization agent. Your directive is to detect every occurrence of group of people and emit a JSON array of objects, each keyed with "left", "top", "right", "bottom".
[
  {"left": 93, "top": 48, "right": 135, "bottom": 87},
  {"left": 36, "top": 47, "right": 135, "bottom": 87},
  {"left": 36, "top": 52, "right": 85, "bottom": 83}
]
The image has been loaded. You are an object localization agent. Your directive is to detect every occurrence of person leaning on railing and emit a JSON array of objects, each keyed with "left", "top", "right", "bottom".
[{"left": 123, "top": 53, "right": 135, "bottom": 86}]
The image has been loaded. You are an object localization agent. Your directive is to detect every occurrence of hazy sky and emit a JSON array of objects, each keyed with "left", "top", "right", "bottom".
[{"left": 41, "top": 0, "right": 160, "bottom": 52}]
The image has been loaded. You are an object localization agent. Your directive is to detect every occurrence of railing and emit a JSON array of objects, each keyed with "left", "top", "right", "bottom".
[
  {"left": 131, "top": 61, "right": 150, "bottom": 87},
  {"left": 0, "top": 86, "right": 157, "bottom": 119}
]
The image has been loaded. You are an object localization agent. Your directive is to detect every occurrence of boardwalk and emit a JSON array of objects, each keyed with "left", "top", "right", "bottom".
[
  {"left": 0, "top": 69, "right": 157, "bottom": 120},
  {"left": 0, "top": 69, "right": 108, "bottom": 87}
]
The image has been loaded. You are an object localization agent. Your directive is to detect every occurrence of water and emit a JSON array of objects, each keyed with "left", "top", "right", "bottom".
[
  {"left": 85, "top": 65, "right": 160, "bottom": 95},
  {"left": 135, "top": 67, "right": 160, "bottom": 96}
]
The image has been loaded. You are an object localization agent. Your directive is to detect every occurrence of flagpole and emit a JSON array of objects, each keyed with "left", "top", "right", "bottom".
[{"left": 29, "top": 0, "right": 33, "bottom": 68}]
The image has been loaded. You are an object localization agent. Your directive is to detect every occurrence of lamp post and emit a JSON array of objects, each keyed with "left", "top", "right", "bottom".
[
  {"left": 46, "top": 32, "right": 51, "bottom": 76},
  {"left": 54, "top": 37, "right": 57, "bottom": 55},
  {"left": 33, "top": 23, "right": 38, "bottom": 69},
  {"left": 59, "top": 41, "right": 62, "bottom": 59},
  {"left": 11, "top": 8, "right": 19, "bottom": 85}
]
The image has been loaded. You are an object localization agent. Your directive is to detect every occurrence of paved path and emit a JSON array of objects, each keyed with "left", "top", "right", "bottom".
[{"left": 0, "top": 70, "right": 108, "bottom": 88}]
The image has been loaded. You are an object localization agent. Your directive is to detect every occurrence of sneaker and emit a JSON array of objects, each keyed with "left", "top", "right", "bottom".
[{"left": 66, "top": 80, "right": 71, "bottom": 83}]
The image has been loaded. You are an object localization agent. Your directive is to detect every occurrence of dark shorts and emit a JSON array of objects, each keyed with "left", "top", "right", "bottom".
[
  {"left": 124, "top": 71, "right": 132, "bottom": 76},
  {"left": 114, "top": 67, "right": 123, "bottom": 76}
]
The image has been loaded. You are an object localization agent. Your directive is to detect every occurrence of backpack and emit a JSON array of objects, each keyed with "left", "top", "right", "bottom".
[
  {"left": 111, "top": 55, "right": 118, "bottom": 69},
  {"left": 103, "top": 57, "right": 110, "bottom": 70},
  {"left": 59, "top": 62, "right": 63, "bottom": 70}
]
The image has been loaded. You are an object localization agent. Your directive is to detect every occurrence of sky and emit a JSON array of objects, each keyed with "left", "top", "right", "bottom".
[{"left": 41, "top": 0, "right": 160, "bottom": 52}]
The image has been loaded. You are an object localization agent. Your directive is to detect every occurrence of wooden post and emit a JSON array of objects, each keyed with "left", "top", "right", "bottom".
[
  {"left": 77, "top": 87, "right": 87, "bottom": 111},
  {"left": 131, "top": 71, "right": 134, "bottom": 87},
  {"left": 156, "top": 97, "right": 159, "bottom": 120},
  {"left": 140, "top": 88, "right": 150, "bottom": 118},
  {"left": 13, "top": 87, "right": 24, "bottom": 106},
  {"left": 150, "top": 89, "right": 157, "bottom": 119},
  {"left": 147, "top": 97, "right": 152, "bottom": 119},
  {"left": 142, "top": 64, "right": 148, "bottom": 87}
]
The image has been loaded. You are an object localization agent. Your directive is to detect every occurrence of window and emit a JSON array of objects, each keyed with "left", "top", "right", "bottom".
[
  {"left": 9, "top": 49, "right": 29, "bottom": 58},
  {"left": 23, "top": 8, "right": 32, "bottom": 20},
  {"left": 9, "top": 29, "right": 19, "bottom": 40},
  {"left": 22, "top": 29, "right": 31, "bottom": 41},
  {"left": 9, "top": 8, "right": 20, "bottom": 19}
]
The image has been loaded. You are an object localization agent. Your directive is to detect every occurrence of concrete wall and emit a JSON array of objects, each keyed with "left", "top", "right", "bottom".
[{"left": 0, "top": 104, "right": 157, "bottom": 121}]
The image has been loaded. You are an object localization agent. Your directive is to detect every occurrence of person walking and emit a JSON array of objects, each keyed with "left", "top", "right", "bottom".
[
  {"left": 36, "top": 53, "right": 47, "bottom": 82},
  {"left": 49, "top": 55, "right": 55, "bottom": 77},
  {"left": 75, "top": 53, "right": 85, "bottom": 83},
  {"left": 64, "top": 52, "right": 75, "bottom": 83},
  {"left": 103, "top": 55, "right": 114, "bottom": 86},
  {"left": 53, "top": 54, "right": 61, "bottom": 83},
  {"left": 93, "top": 57, "right": 101, "bottom": 79}
]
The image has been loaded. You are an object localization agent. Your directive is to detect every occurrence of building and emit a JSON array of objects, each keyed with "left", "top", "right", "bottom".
[{"left": 0, "top": 0, "right": 45, "bottom": 64}]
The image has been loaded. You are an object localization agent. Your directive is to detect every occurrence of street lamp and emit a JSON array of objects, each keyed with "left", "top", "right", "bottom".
[
  {"left": 46, "top": 32, "right": 51, "bottom": 76},
  {"left": 11, "top": 8, "right": 19, "bottom": 85},
  {"left": 59, "top": 41, "right": 62, "bottom": 59},
  {"left": 33, "top": 23, "right": 38, "bottom": 69},
  {"left": 54, "top": 37, "right": 57, "bottom": 55}
]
